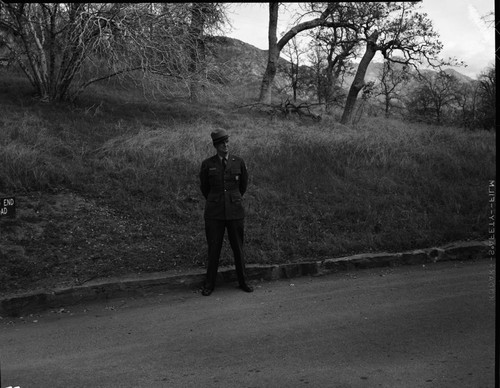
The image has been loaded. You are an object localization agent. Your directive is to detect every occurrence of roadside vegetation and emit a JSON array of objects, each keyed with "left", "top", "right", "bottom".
[{"left": 0, "top": 68, "right": 495, "bottom": 295}]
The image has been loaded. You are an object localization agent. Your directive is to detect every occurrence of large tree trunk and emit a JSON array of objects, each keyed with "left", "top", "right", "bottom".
[
  {"left": 258, "top": 2, "right": 279, "bottom": 105},
  {"left": 324, "top": 53, "right": 336, "bottom": 112},
  {"left": 340, "top": 31, "right": 379, "bottom": 124},
  {"left": 324, "top": 41, "right": 353, "bottom": 113},
  {"left": 189, "top": 3, "right": 208, "bottom": 103},
  {"left": 259, "top": 3, "right": 353, "bottom": 104}
]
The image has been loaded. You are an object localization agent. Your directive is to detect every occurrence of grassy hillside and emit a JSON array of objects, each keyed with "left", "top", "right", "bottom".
[{"left": 0, "top": 68, "right": 496, "bottom": 295}]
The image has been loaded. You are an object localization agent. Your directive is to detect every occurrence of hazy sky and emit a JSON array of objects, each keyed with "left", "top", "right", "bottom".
[{"left": 224, "top": 1, "right": 495, "bottom": 79}]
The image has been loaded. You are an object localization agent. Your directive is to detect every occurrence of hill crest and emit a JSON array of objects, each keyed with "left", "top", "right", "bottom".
[{"left": 209, "top": 36, "right": 473, "bottom": 91}]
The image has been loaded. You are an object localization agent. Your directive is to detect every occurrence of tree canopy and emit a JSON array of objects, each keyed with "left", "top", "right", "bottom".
[{"left": 256, "top": 2, "right": 457, "bottom": 124}]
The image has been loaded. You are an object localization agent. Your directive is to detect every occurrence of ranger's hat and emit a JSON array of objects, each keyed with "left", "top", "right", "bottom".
[{"left": 211, "top": 128, "right": 229, "bottom": 144}]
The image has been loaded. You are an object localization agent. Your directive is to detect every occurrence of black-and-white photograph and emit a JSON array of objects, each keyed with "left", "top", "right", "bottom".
[{"left": 0, "top": 1, "right": 496, "bottom": 387}]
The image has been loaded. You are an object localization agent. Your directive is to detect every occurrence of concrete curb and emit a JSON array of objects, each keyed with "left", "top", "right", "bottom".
[{"left": 0, "top": 240, "right": 491, "bottom": 317}]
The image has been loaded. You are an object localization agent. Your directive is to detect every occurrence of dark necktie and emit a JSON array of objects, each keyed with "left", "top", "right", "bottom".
[{"left": 222, "top": 158, "right": 227, "bottom": 170}]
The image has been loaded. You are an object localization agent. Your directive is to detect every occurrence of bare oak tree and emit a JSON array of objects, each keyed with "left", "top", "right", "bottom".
[
  {"left": 305, "top": 43, "right": 327, "bottom": 104},
  {"left": 187, "top": 2, "right": 228, "bottom": 102},
  {"left": 258, "top": 2, "right": 356, "bottom": 104},
  {"left": 449, "top": 66, "right": 495, "bottom": 130},
  {"left": 259, "top": 2, "right": 449, "bottom": 127},
  {"left": 475, "top": 65, "right": 496, "bottom": 130},
  {"left": 375, "top": 60, "right": 410, "bottom": 117},
  {"left": 340, "top": 2, "right": 449, "bottom": 124},
  {"left": 311, "top": 22, "right": 358, "bottom": 113},
  {"left": 280, "top": 36, "right": 309, "bottom": 102},
  {"left": 0, "top": 2, "right": 227, "bottom": 102},
  {"left": 406, "top": 70, "right": 459, "bottom": 125}
]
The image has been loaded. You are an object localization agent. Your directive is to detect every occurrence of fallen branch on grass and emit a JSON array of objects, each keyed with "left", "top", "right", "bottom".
[{"left": 235, "top": 99, "right": 322, "bottom": 121}]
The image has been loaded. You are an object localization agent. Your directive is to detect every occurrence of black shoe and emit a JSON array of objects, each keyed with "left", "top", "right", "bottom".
[
  {"left": 239, "top": 284, "right": 254, "bottom": 293},
  {"left": 201, "top": 287, "right": 213, "bottom": 296}
]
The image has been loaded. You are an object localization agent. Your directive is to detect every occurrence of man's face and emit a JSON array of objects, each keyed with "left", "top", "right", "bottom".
[{"left": 214, "top": 139, "right": 229, "bottom": 156}]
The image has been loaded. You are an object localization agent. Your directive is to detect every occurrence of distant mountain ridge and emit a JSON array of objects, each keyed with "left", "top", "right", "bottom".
[
  {"left": 208, "top": 36, "right": 290, "bottom": 90},
  {"left": 209, "top": 36, "right": 473, "bottom": 93}
]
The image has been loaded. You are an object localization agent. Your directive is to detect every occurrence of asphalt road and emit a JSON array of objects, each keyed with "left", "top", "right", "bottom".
[{"left": 0, "top": 259, "right": 495, "bottom": 388}]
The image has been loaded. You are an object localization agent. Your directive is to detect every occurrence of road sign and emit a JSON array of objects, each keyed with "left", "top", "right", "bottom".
[{"left": 0, "top": 197, "right": 16, "bottom": 218}]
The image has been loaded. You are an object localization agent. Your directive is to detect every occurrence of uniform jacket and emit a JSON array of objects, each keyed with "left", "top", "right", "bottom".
[{"left": 199, "top": 154, "right": 248, "bottom": 220}]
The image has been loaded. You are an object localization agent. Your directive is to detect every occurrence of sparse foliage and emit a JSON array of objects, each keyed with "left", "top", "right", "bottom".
[
  {"left": 452, "top": 80, "right": 478, "bottom": 129},
  {"left": 405, "top": 71, "right": 460, "bottom": 125},
  {"left": 258, "top": 2, "right": 357, "bottom": 104},
  {"left": 340, "top": 2, "right": 455, "bottom": 124},
  {"left": 307, "top": 5, "right": 359, "bottom": 113},
  {"left": 0, "top": 2, "right": 228, "bottom": 102},
  {"left": 375, "top": 60, "right": 410, "bottom": 117},
  {"left": 475, "top": 65, "right": 496, "bottom": 130},
  {"left": 280, "top": 36, "right": 308, "bottom": 102}
]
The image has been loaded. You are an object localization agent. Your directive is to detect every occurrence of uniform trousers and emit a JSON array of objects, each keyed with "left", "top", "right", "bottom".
[{"left": 204, "top": 218, "right": 247, "bottom": 290}]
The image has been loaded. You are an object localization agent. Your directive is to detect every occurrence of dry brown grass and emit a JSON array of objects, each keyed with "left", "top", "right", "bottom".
[{"left": 0, "top": 69, "right": 495, "bottom": 295}]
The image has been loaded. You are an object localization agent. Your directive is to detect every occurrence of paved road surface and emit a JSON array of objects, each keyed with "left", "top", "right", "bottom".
[{"left": 0, "top": 259, "right": 495, "bottom": 388}]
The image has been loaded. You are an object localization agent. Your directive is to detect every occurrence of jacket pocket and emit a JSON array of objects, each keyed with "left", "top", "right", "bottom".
[
  {"left": 230, "top": 167, "right": 241, "bottom": 182},
  {"left": 231, "top": 193, "right": 242, "bottom": 203}
]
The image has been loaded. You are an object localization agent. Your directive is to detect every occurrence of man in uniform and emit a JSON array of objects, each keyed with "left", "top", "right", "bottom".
[{"left": 199, "top": 129, "right": 253, "bottom": 296}]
